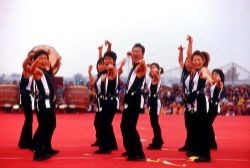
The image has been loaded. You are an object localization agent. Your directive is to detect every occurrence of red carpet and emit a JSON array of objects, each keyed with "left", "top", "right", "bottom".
[{"left": 0, "top": 112, "right": 250, "bottom": 168}]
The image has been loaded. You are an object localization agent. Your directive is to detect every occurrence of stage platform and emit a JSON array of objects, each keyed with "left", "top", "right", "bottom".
[{"left": 0, "top": 112, "right": 249, "bottom": 168}]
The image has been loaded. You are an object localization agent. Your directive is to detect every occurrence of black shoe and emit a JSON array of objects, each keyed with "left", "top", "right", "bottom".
[
  {"left": 178, "top": 146, "right": 188, "bottom": 151},
  {"left": 122, "top": 152, "right": 128, "bottom": 156},
  {"left": 210, "top": 142, "right": 218, "bottom": 150},
  {"left": 194, "top": 157, "right": 211, "bottom": 162},
  {"left": 45, "top": 149, "right": 59, "bottom": 156},
  {"left": 147, "top": 145, "right": 162, "bottom": 150},
  {"left": 127, "top": 155, "right": 145, "bottom": 161},
  {"left": 33, "top": 152, "right": 51, "bottom": 161},
  {"left": 137, "top": 152, "right": 146, "bottom": 161},
  {"left": 91, "top": 141, "right": 99, "bottom": 147},
  {"left": 186, "top": 151, "right": 194, "bottom": 157},
  {"left": 94, "top": 149, "right": 111, "bottom": 154},
  {"left": 127, "top": 156, "right": 138, "bottom": 161},
  {"left": 111, "top": 146, "right": 118, "bottom": 151},
  {"left": 18, "top": 144, "right": 32, "bottom": 150}
]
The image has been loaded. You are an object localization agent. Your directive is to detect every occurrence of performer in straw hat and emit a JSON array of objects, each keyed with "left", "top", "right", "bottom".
[{"left": 31, "top": 48, "right": 60, "bottom": 161}]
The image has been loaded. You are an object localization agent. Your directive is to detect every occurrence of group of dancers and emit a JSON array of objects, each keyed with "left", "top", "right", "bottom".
[
  {"left": 18, "top": 36, "right": 224, "bottom": 162},
  {"left": 177, "top": 35, "right": 224, "bottom": 162},
  {"left": 88, "top": 41, "right": 164, "bottom": 161}
]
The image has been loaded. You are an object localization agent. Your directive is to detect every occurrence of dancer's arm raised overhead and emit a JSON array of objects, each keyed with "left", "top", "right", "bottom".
[
  {"left": 178, "top": 45, "right": 185, "bottom": 69},
  {"left": 105, "top": 40, "right": 112, "bottom": 52}
]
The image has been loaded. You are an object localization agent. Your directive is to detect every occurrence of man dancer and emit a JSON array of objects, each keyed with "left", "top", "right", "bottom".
[{"left": 121, "top": 43, "right": 146, "bottom": 161}]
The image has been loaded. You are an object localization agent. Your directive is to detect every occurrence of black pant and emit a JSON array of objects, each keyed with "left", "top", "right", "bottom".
[
  {"left": 34, "top": 99, "right": 56, "bottom": 154},
  {"left": 191, "top": 112, "right": 211, "bottom": 159},
  {"left": 149, "top": 105, "right": 163, "bottom": 146},
  {"left": 18, "top": 94, "right": 33, "bottom": 148},
  {"left": 98, "top": 99, "right": 117, "bottom": 151},
  {"left": 182, "top": 109, "right": 193, "bottom": 150},
  {"left": 93, "top": 112, "right": 101, "bottom": 144},
  {"left": 121, "top": 105, "right": 144, "bottom": 158},
  {"left": 208, "top": 103, "right": 219, "bottom": 147}
]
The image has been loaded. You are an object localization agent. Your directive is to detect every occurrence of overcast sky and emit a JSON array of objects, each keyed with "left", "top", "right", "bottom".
[{"left": 0, "top": 0, "right": 250, "bottom": 77}]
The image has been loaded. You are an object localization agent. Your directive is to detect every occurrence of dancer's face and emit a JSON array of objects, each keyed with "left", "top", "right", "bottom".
[
  {"left": 37, "top": 54, "right": 49, "bottom": 69},
  {"left": 132, "top": 47, "right": 144, "bottom": 64},
  {"left": 104, "top": 56, "right": 115, "bottom": 67},
  {"left": 192, "top": 55, "right": 204, "bottom": 70},
  {"left": 97, "top": 62, "right": 105, "bottom": 72},
  {"left": 212, "top": 71, "right": 221, "bottom": 82},
  {"left": 150, "top": 64, "right": 159, "bottom": 76}
]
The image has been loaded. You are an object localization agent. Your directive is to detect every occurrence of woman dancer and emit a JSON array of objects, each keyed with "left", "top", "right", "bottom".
[
  {"left": 208, "top": 69, "right": 224, "bottom": 149},
  {"left": 18, "top": 51, "right": 35, "bottom": 150},
  {"left": 147, "top": 63, "right": 164, "bottom": 150}
]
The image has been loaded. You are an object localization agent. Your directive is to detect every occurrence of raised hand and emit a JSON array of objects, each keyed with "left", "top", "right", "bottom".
[
  {"left": 118, "top": 58, "right": 127, "bottom": 76},
  {"left": 105, "top": 40, "right": 112, "bottom": 52},
  {"left": 98, "top": 45, "right": 103, "bottom": 51},
  {"left": 88, "top": 65, "right": 93, "bottom": 73},
  {"left": 105, "top": 40, "right": 111, "bottom": 46},
  {"left": 187, "top": 35, "right": 193, "bottom": 43},
  {"left": 127, "top": 51, "right": 132, "bottom": 57},
  {"left": 178, "top": 45, "right": 185, "bottom": 51},
  {"left": 98, "top": 45, "right": 103, "bottom": 58}
]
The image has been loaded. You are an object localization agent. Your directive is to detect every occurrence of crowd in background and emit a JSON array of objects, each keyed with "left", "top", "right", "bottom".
[
  {"left": 158, "top": 84, "right": 250, "bottom": 116},
  {"left": 0, "top": 80, "right": 250, "bottom": 115},
  {"left": 87, "top": 83, "right": 250, "bottom": 116}
]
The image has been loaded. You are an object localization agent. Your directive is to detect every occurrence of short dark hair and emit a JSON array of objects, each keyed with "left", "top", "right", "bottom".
[
  {"left": 34, "top": 50, "right": 49, "bottom": 60},
  {"left": 132, "top": 43, "right": 145, "bottom": 54},
  {"left": 103, "top": 51, "right": 117, "bottom": 62}
]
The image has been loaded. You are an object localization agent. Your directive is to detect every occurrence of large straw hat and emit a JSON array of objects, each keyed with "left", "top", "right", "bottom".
[{"left": 31, "top": 45, "right": 61, "bottom": 75}]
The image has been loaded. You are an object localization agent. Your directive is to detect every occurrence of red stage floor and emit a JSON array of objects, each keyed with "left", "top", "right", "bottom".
[{"left": 0, "top": 112, "right": 249, "bottom": 168}]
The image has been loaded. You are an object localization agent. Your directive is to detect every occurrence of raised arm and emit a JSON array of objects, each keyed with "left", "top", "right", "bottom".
[
  {"left": 117, "top": 58, "right": 127, "bottom": 76},
  {"left": 178, "top": 45, "right": 185, "bottom": 69},
  {"left": 22, "top": 51, "right": 34, "bottom": 69},
  {"left": 186, "top": 35, "right": 193, "bottom": 59},
  {"left": 105, "top": 40, "right": 112, "bottom": 52},
  {"left": 30, "top": 58, "right": 43, "bottom": 80},
  {"left": 88, "top": 65, "right": 95, "bottom": 88},
  {"left": 98, "top": 45, "right": 103, "bottom": 58}
]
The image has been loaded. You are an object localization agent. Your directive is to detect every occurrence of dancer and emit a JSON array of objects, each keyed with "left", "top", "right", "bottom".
[
  {"left": 208, "top": 69, "right": 224, "bottom": 149},
  {"left": 147, "top": 63, "right": 164, "bottom": 150},
  {"left": 89, "top": 45, "right": 106, "bottom": 147},
  {"left": 120, "top": 43, "right": 146, "bottom": 161},
  {"left": 18, "top": 51, "right": 35, "bottom": 150},
  {"left": 187, "top": 50, "right": 213, "bottom": 162},
  {"left": 31, "top": 50, "right": 59, "bottom": 161},
  {"left": 178, "top": 35, "right": 194, "bottom": 152},
  {"left": 94, "top": 41, "right": 119, "bottom": 154}
]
